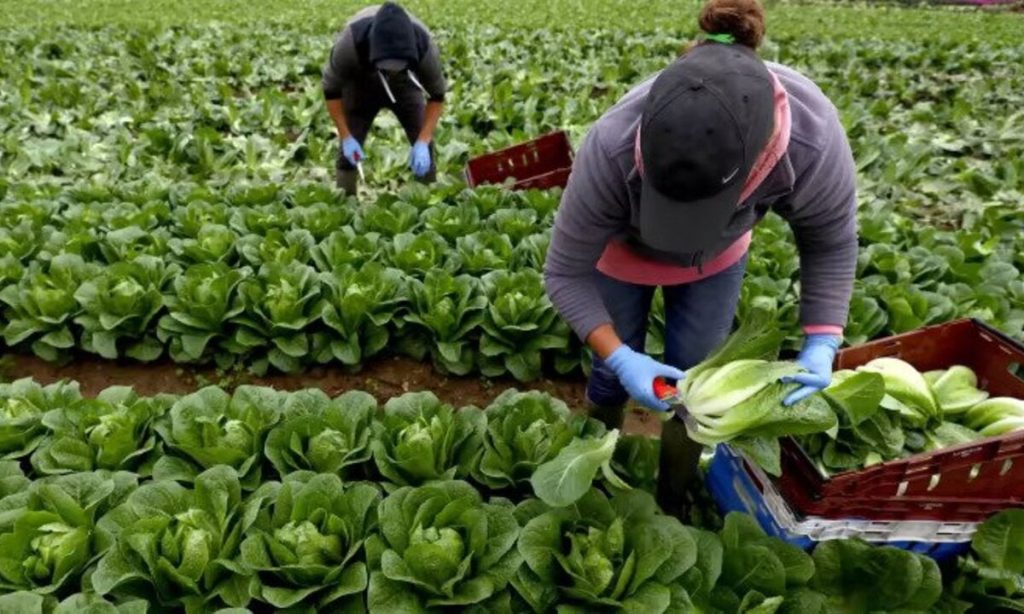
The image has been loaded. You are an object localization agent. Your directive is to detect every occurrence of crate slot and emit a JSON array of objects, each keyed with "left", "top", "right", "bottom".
[
  {"left": 1000, "top": 458, "right": 1014, "bottom": 476},
  {"left": 896, "top": 481, "right": 908, "bottom": 497},
  {"left": 1008, "top": 361, "right": 1024, "bottom": 384}
]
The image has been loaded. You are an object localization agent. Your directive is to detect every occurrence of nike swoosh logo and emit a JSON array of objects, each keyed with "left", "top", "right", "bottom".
[{"left": 722, "top": 167, "right": 740, "bottom": 184}]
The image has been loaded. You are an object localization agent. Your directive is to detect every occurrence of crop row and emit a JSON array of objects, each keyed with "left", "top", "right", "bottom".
[
  {"left": 0, "top": 179, "right": 1021, "bottom": 377},
  {"left": 2, "top": 27, "right": 1022, "bottom": 217},
  {"left": 0, "top": 376, "right": 1019, "bottom": 612}
]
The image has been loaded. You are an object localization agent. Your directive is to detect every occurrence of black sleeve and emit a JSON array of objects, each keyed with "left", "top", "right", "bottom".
[
  {"left": 416, "top": 35, "right": 447, "bottom": 102},
  {"left": 322, "top": 28, "right": 358, "bottom": 100}
]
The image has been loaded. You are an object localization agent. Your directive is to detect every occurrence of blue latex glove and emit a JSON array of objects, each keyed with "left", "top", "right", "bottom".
[
  {"left": 606, "top": 345, "right": 686, "bottom": 412},
  {"left": 409, "top": 140, "right": 431, "bottom": 177},
  {"left": 781, "top": 334, "right": 841, "bottom": 406},
  {"left": 340, "top": 136, "right": 364, "bottom": 167}
]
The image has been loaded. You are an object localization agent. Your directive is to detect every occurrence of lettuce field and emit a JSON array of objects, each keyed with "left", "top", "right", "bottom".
[{"left": 0, "top": 0, "right": 1023, "bottom": 612}]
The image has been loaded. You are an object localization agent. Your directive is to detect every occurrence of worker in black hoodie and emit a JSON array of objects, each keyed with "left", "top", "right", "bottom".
[{"left": 322, "top": 3, "right": 447, "bottom": 195}]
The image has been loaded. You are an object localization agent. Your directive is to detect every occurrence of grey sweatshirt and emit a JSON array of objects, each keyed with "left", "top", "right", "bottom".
[
  {"left": 322, "top": 5, "right": 447, "bottom": 102},
  {"left": 544, "top": 62, "right": 858, "bottom": 341}
]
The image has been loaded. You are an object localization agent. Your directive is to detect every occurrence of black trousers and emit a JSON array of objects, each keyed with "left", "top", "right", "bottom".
[{"left": 336, "top": 72, "right": 437, "bottom": 192}]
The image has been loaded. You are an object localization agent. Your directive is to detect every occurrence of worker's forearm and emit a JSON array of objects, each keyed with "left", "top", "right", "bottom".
[
  {"left": 586, "top": 323, "right": 623, "bottom": 360},
  {"left": 326, "top": 99, "right": 350, "bottom": 139},
  {"left": 417, "top": 101, "right": 444, "bottom": 143}
]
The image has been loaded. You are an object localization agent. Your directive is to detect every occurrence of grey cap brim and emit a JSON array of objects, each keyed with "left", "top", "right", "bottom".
[
  {"left": 638, "top": 172, "right": 745, "bottom": 256},
  {"left": 375, "top": 59, "right": 410, "bottom": 72}
]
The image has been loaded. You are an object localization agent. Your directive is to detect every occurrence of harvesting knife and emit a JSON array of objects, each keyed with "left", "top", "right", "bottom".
[
  {"left": 353, "top": 151, "right": 365, "bottom": 182},
  {"left": 653, "top": 378, "right": 699, "bottom": 431}
]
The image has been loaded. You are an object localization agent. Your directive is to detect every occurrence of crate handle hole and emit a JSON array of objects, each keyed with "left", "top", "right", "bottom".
[
  {"left": 1007, "top": 362, "right": 1024, "bottom": 385},
  {"left": 896, "top": 481, "right": 908, "bottom": 497},
  {"left": 877, "top": 341, "right": 902, "bottom": 358},
  {"left": 1000, "top": 459, "right": 1014, "bottom": 476},
  {"left": 927, "top": 473, "right": 941, "bottom": 491},
  {"left": 968, "top": 463, "right": 982, "bottom": 481}
]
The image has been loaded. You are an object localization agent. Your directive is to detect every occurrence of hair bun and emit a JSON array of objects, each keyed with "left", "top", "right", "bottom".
[{"left": 699, "top": 0, "right": 766, "bottom": 49}]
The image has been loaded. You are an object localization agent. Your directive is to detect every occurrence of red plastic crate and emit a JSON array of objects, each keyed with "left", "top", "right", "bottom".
[
  {"left": 465, "top": 131, "right": 573, "bottom": 191},
  {"left": 776, "top": 319, "right": 1024, "bottom": 522}
]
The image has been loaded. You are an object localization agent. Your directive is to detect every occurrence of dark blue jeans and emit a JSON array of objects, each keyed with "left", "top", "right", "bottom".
[{"left": 586, "top": 254, "right": 748, "bottom": 408}]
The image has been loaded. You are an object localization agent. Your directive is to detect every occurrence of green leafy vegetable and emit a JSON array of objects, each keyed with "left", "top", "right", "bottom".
[
  {"left": 228, "top": 262, "right": 322, "bottom": 374},
  {"left": 31, "top": 386, "right": 174, "bottom": 475},
  {"left": 0, "top": 379, "right": 82, "bottom": 460},
  {"left": 239, "top": 473, "right": 379, "bottom": 610},
  {"left": 400, "top": 270, "right": 486, "bottom": 376},
  {"left": 514, "top": 489, "right": 697, "bottom": 613},
  {"left": 154, "top": 386, "right": 281, "bottom": 488},
  {"left": 74, "top": 256, "right": 177, "bottom": 362},
  {"left": 366, "top": 480, "right": 521, "bottom": 610},
  {"left": 479, "top": 270, "right": 569, "bottom": 382},
  {"left": 473, "top": 389, "right": 606, "bottom": 493},
  {"left": 529, "top": 430, "right": 627, "bottom": 508},
  {"left": 665, "top": 309, "right": 838, "bottom": 475},
  {"left": 809, "top": 538, "right": 943, "bottom": 612},
  {"left": 964, "top": 397, "right": 1024, "bottom": 437},
  {"left": 0, "top": 255, "right": 97, "bottom": 362},
  {"left": 313, "top": 263, "right": 406, "bottom": 368},
  {"left": 263, "top": 390, "right": 376, "bottom": 479},
  {"left": 371, "top": 391, "right": 485, "bottom": 488},
  {"left": 157, "top": 262, "right": 249, "bottom": 367},
  {"left": 927, "top": 365, "right": 990, "bottom": 416},
  {"left": 92, "top": 466, "right": 270, "bottom": 612},
  {"left": 0, "top": 471, "right": 136, "bottom": 595},
  {"left": 858, "top": 358, "right": 940, "bottom": 428}
]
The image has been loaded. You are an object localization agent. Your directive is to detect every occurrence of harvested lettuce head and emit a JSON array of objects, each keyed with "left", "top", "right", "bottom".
[
  {"left": 662, "top": 308, "right": 838, "bottom": 475},
  {"left": 857, "top": 358, "right": 940, "bottom": 428},
  {"left": 964, "top": 397, "right": 1024, "bottom": 436},
  {"left": 925, "top": 365, "right": 989, "bottom": 416}
]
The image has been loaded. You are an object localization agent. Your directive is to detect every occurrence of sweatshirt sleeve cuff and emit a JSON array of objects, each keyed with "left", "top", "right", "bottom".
[{"left": 803, "top": 324, "right": 844, "bottom": 337}]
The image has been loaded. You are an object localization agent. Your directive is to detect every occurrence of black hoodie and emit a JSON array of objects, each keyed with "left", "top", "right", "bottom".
[{"left": 369, "top": 2, "right": 418, "bottom": 67}]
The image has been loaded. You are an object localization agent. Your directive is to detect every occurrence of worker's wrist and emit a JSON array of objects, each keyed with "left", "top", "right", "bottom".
[
  {"left": 803, "top": 333, "right": 841, "bottom": 352},
  {"left": 585, "top": 324, "right": 622, "bottom": 360},
  {"left": 605, "top": 345, "right": 634, "bottom": 371}
]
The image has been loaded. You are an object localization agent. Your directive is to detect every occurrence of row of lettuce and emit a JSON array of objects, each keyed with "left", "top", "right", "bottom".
[
  {"left": 1, "top": 180, "right": 1023, "bottom": 378},
  {"left": 0, "top": 375, "right": 1021, "bottom": 612}
]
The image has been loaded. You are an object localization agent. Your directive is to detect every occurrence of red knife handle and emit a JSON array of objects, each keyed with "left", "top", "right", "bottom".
[{"left": 653, "top": 378, "right": 678, "bottom": 401}]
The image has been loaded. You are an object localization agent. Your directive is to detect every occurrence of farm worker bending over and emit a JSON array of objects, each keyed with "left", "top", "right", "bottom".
[
  {"left": 544, "top": 0, "right": 857, "bottom": 497},
  {"left": 322, "top": 2, "right": 447, "bottom": 195}
]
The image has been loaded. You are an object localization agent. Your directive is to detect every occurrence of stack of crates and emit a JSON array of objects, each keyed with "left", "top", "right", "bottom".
[{"left": 706, "top": 319, "right": 1024, "bottom": 561}]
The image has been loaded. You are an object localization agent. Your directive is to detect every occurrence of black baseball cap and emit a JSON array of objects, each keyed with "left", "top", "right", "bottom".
[{"left": 638, "top": 42, "right": 775, "bottom": 255}]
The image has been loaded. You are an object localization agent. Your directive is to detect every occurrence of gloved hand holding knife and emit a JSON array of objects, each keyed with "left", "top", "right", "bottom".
[{"left": 604, "top": 345, "right": 685, "bottom": 412}]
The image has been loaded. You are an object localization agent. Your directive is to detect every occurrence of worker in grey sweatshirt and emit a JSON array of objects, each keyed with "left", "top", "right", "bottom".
[
  {"left": 322, "top": 2, "right": 447, "bottom": 195},
  {"left": 543, "top": 3, "right": 857, "bottom": 500}
]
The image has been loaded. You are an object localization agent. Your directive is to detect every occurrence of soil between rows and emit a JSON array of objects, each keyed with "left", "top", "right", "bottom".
[{"left": 5, "top": 353, "right": 663, "bottom": 437}]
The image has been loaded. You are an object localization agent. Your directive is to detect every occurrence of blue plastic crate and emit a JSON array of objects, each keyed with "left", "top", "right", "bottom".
[{"left": 706, "top": 445, "right": 972, "bottom": 562}]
